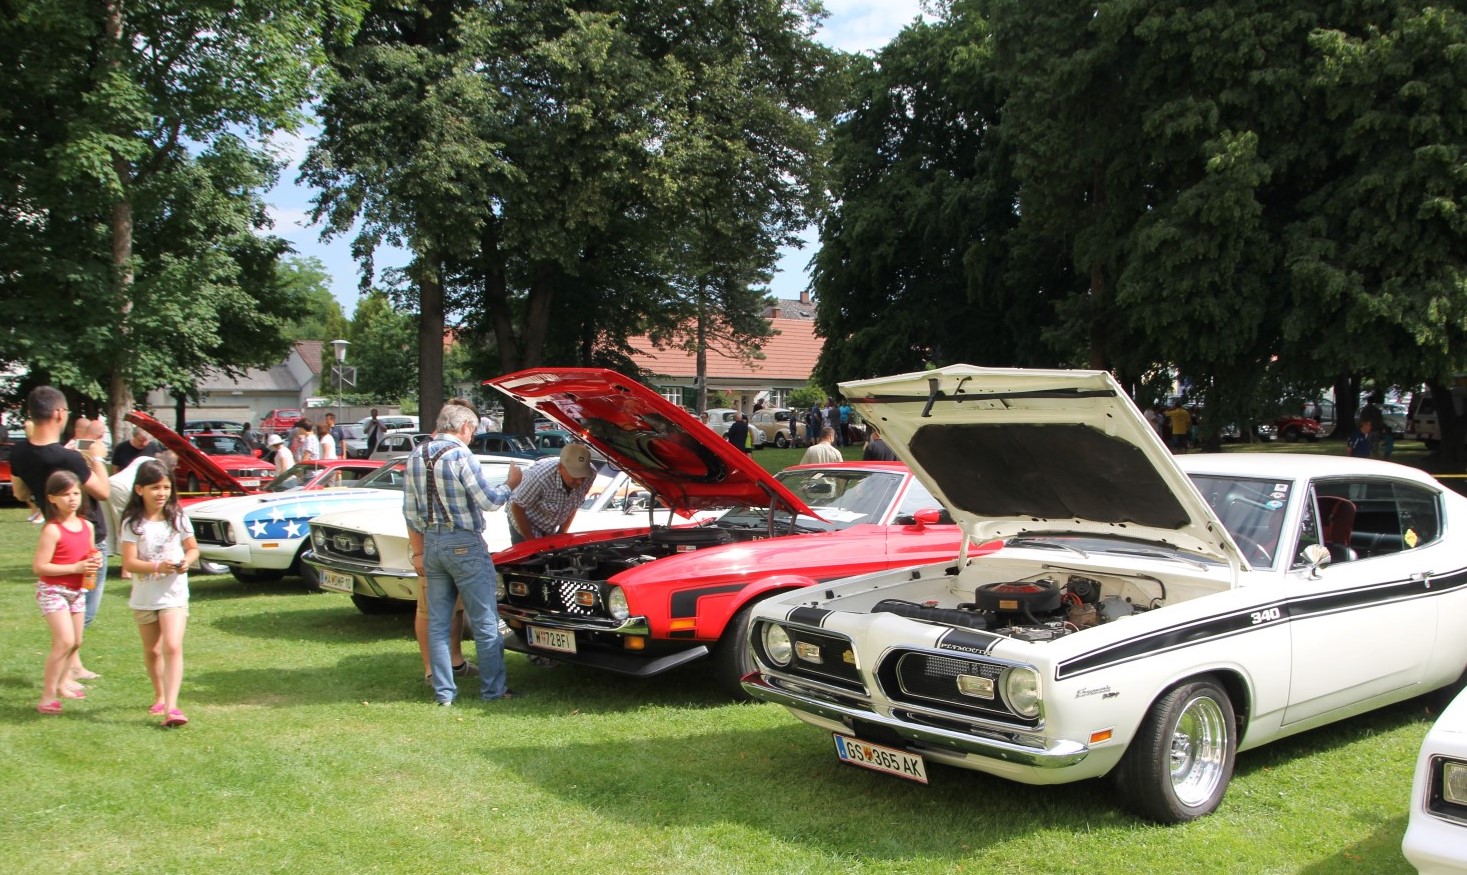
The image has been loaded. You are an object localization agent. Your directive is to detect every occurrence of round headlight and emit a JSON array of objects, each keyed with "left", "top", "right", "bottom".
[
  {"left": 1003, "top": 666, "right": 1042, "bottom": 719},
  {"left": 762, "top": 623, "right": 793, "bottom": 667},
  {"left": 362, "top": 537, "right": 377, "bottom": 558},
  {"left": 606, "top": 586, "right": 629, "bottom": 620},
  {"left": 312, "top": 528, "right": 325, "bottom": 547}
]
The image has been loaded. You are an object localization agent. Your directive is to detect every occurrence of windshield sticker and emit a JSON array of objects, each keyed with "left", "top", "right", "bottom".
[
  {"left": 1405, "top": 528, "right": 1419, "bottom": 548},
  {"left": 1270, "top": 491, "right": 1286, "bottom": 499},
  {"left": 1273, "top": 483, "right": 1288, "bottom": 492},
  {"left": 1265, "top": 500, "right": 1283, "bottom": 510}
]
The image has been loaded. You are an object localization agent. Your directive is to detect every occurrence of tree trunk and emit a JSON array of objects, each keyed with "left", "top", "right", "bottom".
[
  {"left": 696, "top": 278, "right": 709, "bottom": 413},
  {"left": 1429, "top": 379, "right": 1466, "bottom": 472},
  {"left": 417, "top": 253, "right": 445, "bottom": 433},
  {"left": 103, "top": 0, "right": 132, "bottom": 446}
]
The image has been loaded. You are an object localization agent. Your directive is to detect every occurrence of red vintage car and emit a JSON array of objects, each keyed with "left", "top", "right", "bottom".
[
  {"left": 126, "top": 412, "right": 275, "bottom": 495},
  {"left": 0, "top": 441, "right": 13, "bottom": 502},
  {"left": 487, "top": 368, "right": 983, "bottom": 697}
]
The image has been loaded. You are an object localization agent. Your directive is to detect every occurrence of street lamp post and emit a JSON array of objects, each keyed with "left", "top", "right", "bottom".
[{"left": 330, "top": 339, "right": 350, "bottom": 427}]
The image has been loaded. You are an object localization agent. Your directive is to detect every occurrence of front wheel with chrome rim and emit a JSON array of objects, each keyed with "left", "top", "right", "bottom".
[{"left": 1113, "top": 678, "right": 1236, "bottom": 824}]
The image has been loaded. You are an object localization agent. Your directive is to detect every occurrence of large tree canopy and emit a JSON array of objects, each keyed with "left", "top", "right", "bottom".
[{"left": 0, "top": 0, "right": 339, "bottom": 435}]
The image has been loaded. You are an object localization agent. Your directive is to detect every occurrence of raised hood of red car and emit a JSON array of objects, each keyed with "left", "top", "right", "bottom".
[
  {"left": 125, "top": 411, "right": 253, "bottom": 494},
  {"left": 487, "top": 368, "right": 813, "bottom": 515}
]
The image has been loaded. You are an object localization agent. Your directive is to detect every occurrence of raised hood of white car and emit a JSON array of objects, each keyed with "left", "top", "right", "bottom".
[{"left": 840, "top": 365, "right": 1240, "bottom": 565}]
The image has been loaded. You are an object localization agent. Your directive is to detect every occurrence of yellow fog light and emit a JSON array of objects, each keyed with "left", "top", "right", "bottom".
[
  {"left": 795, "top": 641, "right": 823, "bottom": 664},
  {"left": 508, "top": 581, "right": 529, "bottom": 597},
  {"left": 574, "top": 590, "right": 596, "bottom": 608},
  {"left": 956, "top": 674, "right": 995, "bottom": 699},
  {"left": 623, "top": 636, "right": 646, "bottom": 651},
  {"left": 1445, "top": 761, "right": 1467, "bottom": 805}
]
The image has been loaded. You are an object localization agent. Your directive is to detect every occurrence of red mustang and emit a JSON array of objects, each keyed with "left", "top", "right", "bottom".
[{"left": 487, "top": 368, "right": 986, "bottom": 697}]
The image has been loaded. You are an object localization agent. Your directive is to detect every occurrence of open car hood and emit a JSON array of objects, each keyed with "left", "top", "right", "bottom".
[
  {"left": 487, "top": 368, "right": 813, "bottom": 515},
  {"left": 125, "top": 411, "right": 255, "bottom": 495},
  {"left": 839, "top": 365, "right": 1241, "bottom": 565}
]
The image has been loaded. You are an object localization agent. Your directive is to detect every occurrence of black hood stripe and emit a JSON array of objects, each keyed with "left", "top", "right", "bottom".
[{"left": 1058, "top": 567, "right": 1467, "bottom": 680}]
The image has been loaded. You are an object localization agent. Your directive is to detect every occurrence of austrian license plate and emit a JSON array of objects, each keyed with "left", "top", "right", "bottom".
[
  {"left": 237, "top": 479, "right": 261, "bottom": 488},
  {"left": 526, "top": 625, "right": 576, "bottom": 654},
  {"left": 318, "top": 569, "right": 356, "bottom": 594},
  {"left": 833, "top": 735, "right": 928, "bottom": 784}
]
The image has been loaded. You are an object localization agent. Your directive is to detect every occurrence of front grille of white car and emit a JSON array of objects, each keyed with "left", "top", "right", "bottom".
[
  {"left": 193, "top": 519, "right": 228, "bottom": 546},
  {"left": 752, "top": 622, "right": 864, "bottom": 692},
  {"left": 880, "top": 650, "right": 1035, "bottom": 726},
  {"left": 313, "top": 524, "right": 372, "bottom": 562}
]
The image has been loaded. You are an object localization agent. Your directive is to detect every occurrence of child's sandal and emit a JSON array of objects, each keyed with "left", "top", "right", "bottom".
[{"left": 36, "top": 700, "right": 62, "bottom": 715}]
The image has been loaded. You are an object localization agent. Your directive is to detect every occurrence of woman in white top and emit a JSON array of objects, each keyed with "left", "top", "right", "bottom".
[{"left": 316, "top": 422, "right": 337, "bottom": 460}]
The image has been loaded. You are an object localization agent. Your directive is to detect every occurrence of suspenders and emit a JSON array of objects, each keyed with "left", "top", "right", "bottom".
[{"left": 420, "top": 441, "right": 456, "bottom": 528}]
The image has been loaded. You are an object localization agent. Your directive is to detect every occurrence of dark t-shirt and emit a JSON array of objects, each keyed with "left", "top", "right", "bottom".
[
  {"left": 111, "top": 439, "right": 159, "bottom": 472},
  {"left": 11, "top": 440, "right": 106, "bottom": 544},
  {"left": 862, "top": 438, "right": 898, "bottom": 462}
]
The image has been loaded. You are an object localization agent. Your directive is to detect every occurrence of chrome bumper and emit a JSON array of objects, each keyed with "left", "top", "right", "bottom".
[{"left": 742, "top": 673, "right": 1091, "bottom": 769}]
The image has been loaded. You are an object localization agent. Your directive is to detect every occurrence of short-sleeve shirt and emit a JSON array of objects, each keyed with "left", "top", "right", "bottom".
[
  {"left": 510, "top": 458, "right": 594, "bottom": 539},
  {"left": 11, "top": 440, "right": 106, "bottom": 545},
  {"left": 120, "top": 515, "right": 195, "bottom": 610},
  {"left": 111, "top": 439, "right": 159, "bottom": 472}
]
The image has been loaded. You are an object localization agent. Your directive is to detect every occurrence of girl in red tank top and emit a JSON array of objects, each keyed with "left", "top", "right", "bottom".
[{"left": 32, "top": 471, "right": 101, "bottom": 715}]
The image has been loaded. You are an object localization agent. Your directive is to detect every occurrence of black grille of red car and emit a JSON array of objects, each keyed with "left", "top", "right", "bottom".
[
  {"left": 878, "top": 650, "right": 1036, "bottom": 726},
  {"left": 501, "top": 572, "right": 606, "bottom": 618}
]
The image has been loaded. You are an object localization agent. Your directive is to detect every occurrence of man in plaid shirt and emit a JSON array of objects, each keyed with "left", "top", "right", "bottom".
[
  {"left": 405, "top": 401, "right": 523, "bottom": 705},
  {"left": 507, "top": 443, "right": 596, "bottom": 544}
]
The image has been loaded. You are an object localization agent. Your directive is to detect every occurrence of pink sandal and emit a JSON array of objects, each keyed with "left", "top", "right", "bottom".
[
  {"left": 148, "top": 703, "right": 166, "bottom": 716},
  {"left": 162, "top": 708, "right": 189, "bottom": 728},
  {"left": 61, "top": 687, "right": 86, "bottom": 700},
  {"left": 36, "top": 700, "right": 62, "bottom": 715}
]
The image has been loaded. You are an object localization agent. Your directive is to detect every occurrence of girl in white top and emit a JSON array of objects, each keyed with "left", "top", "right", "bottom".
[{"left": 119, "top": 459, "right": 198, "bottom": 728}]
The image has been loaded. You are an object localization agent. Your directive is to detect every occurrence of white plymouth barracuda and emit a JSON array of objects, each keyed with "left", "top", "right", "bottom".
[
  {"left": 743, "top": 365, "right": 1467, "bottom": 823},
  {"left": 1404, "top": 686, "right": 1467, "bottom": 873}
]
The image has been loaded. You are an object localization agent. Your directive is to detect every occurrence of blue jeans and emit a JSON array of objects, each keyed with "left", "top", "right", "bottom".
[
  {"left": 84, "top": 547, "right": 107, "bottom": 627},
  {"left": 423, "top": 527, "right": 508, "bottom": 702}
]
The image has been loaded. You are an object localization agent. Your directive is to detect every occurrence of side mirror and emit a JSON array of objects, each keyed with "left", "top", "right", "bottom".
[
  {"left": 907, "top": 508, "right": 944, "bottom": 529},
  {"left": 1302, "top": 543, "right": 1331, "bottom": 578}
]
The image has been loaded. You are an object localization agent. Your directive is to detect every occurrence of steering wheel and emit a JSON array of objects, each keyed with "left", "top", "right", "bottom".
[{"left": 1233, "top": 534, "right": 1273, "bottom": 567}]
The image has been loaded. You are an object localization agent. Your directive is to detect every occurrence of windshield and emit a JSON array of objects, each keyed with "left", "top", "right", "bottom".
[
  {"left": 1188, "top": 473, "right": 1291, "bottom": 570},
  {"left": 349, "top": 458, "right": 513, "bottom": 493},
  {"left": 190, "top": 434, "right": 251, "bottom": 456},
  {"left": 264, "top": 463, "right": 320, "bottom": 492},
  {"left": 718, "top": 468, "right": 906, "bottom": 533}
]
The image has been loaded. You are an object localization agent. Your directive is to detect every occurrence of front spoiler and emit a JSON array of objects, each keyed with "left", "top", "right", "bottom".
[
  {"left": 504, "top": 631, "right": 709, "bottom": 676},
  {"left": 741, "top": 673, "right": 1091, "bottom": 769}
]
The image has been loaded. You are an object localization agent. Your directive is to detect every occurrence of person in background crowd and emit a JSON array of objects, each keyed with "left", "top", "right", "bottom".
[
  {"left": 112, "top": 424, "right": 160, "bottom": 473},
  {"left": 240, "top": 421, "right": 262, "bottom": 452},
  {"left": 862, "top": 426, "right": 898, "bottom": 462},
  {"left": 1359, "top": 393, "right": 1386, "bottom": 458},
  {"left": 11, "top": 387, "right": 111, "bottom": 666},
  {"left": 1347, "top": 418, "right": 1374, "bottom": 458},
  {"left": 364, "top": 409, "right": 385, "bottom": 455},
  {"left": 1164, "top": 400, "right": 1192, "bottom": 453},
  {"left": 323, "top": 412, "right": 345, "bottom": 450},
  {"left": 824, "top": 399, "right": 840, "bottom": 447},
  {"left": 801, "top": 427, "right": 843, "bottom": 464},
  {"left": 838, "top": 401, "right": 852, "bottom": 445},
  {"left": 267, "top": 434, "right": 292, "bottom": 475},
  {"left": 725, "top": 412, "right": 753, "bottom": 455},
  {"left": 805, "top": 403, "right": 822, "bottom": 449},
  {"left": 404, "top": 401, "right": 523, "bottom": 704},
  {"left": 292, "top": 418, "right": 319, "bottom": 463},
  {"left": 316, "top": 421, "right": 337, "bottom": 460}
]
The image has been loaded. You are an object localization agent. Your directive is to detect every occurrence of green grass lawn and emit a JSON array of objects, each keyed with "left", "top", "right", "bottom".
[{"left": 0, "top": 439, "right": 1442, "bottom": 872}]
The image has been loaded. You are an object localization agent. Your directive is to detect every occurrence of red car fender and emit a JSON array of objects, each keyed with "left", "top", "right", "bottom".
[{"left": 687, "top": 575, "right": 822, "bottom": 641}]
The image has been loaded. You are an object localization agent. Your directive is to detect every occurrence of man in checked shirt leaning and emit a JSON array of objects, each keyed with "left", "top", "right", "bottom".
[{"left": 405, "top": 401, "right": 523, "bottom": 705}]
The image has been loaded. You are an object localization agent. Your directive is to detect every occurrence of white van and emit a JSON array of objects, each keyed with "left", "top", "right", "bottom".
[{"left": 1410, "top": 387, "right": 1467, "bottom": 448}]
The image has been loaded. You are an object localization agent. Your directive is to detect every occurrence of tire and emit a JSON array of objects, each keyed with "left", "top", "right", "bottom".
[
  {"left": 1113, "top": 678, "right": 1237, "bottom": 824},
  {"left": 1279, "top": 425, "right": 1300, "bottom": 442},
  {"left": 296, "top": 550, "right": 324, "bottom": 592},
  {"left": 351, "top": 593, "right": 408, "bottom": 615},
  {"left": 775, "top": 432, "right": 790, "bottom": 449},
  {"left": 712, "top": 602, "right": 761, "bottom": 701},
  {"left": 230, "top": 568, "right": 286, "bottom": 584}
]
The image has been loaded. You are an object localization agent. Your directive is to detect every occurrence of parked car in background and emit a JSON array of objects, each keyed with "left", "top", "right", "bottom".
[
  {"left": 702, "top": 407, "right": 767, "bottom": 448},
  {"left": 751, "top": 407, "right": 807, "bottom": 448},
  {"left": 337, "top": 423, "right": 368, "bottom": 459},
  {"left": 368, "top": 432, "right": 431, "bottom": 461},
  {"left": 183, "top": 419, "right": 246, "bottom": 434},
  {"left": 468, "top": 431, "right": 548, "bottom": 459},
  {"left": 1219, "top": 421, "right": 1277, "bottom": 443},
  {"left": 0, "top": 441, "right": 12, "bottom": 501},
  {"left": 1275, "top": 413, "right": 1323, "bottom": 442},
  {"left": 127, "top": 412, "right": 275, "bottom": 495},
  {"left": 357, "top": 414, "right": 417, "bottom": 433},
  {"left": 481, "top": 368, "right": 972, "bottom": 696},
  {"left": 1380, "top": 402, "right": 1408, "bottom": 438},
  {"left": 1403, "top": 686, "right": 1467, "bottom": 874},
  {"left": 742, "top": 365, "right": 1467, "bottom": 824},
  {"left": 261, "top": 459, "right": 383, "bottom": 492},
  {"left": 189, "top": 460, "right": 402, "bottom": 585},
  {"left": 259, "top": 408, "right": 303, "bottom": 435}
]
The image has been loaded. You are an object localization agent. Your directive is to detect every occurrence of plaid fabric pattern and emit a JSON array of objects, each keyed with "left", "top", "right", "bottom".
[
  {"left": 510, "top": 457, "right": 593, "bottom": 538},
  {"left": 403, "top": 435, "right": 512, "bottom": 533}
]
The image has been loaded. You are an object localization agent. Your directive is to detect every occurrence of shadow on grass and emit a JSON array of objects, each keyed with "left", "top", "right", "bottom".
[
  {"left": 208, "top": 602, "right": 413, "bottom": 644},
  {"left": 187, "top": 575, "right": 320, "bottom": 602},
  {"left": 1231, "top": 694, "right": 1433, "bottom": 781},
  {"left": 480, "top": 718, "right": 1123, "bottom": 864}
]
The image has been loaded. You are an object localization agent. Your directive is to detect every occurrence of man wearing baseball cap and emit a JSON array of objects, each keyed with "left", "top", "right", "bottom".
[{"left": 507, "top": 443, "right": 596, "bottom": 545}]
